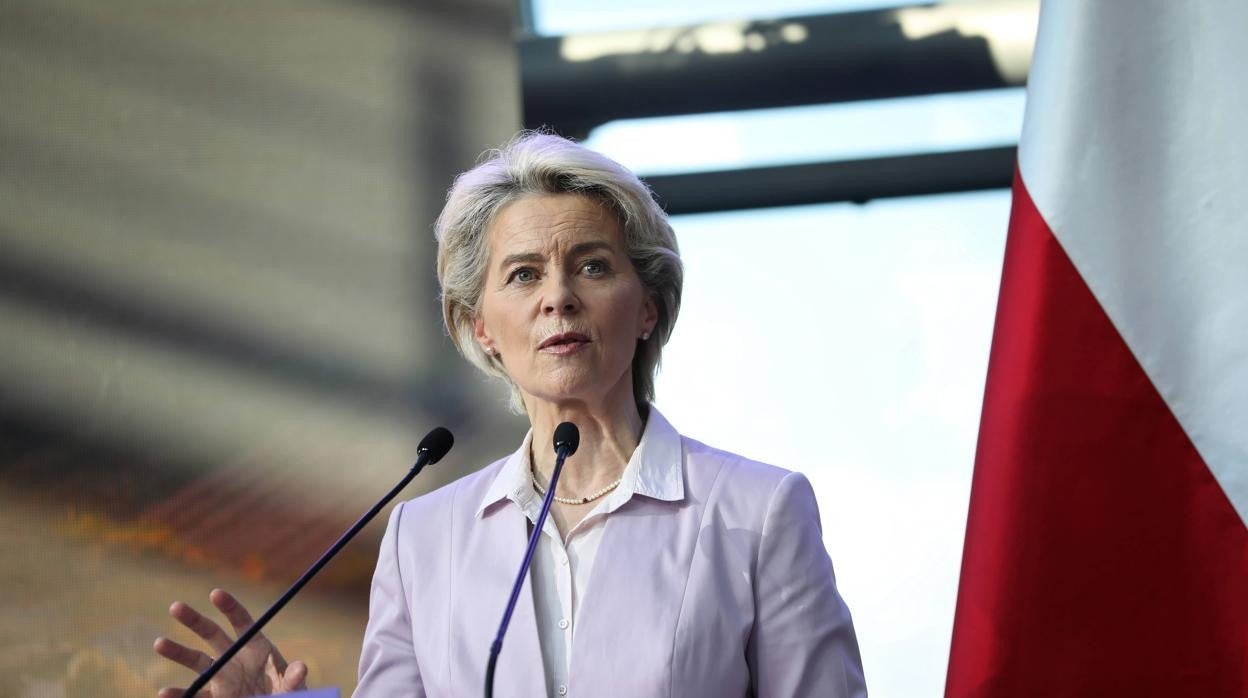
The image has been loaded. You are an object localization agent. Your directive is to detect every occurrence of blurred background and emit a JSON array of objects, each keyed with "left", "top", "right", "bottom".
[{"left": 0, "top": 0, "right": 1037, "bottom": 695}]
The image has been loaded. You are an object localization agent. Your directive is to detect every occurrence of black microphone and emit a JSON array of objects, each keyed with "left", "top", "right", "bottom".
[
  {"left": 484, "top": 422, "right": 580, "bottom": 698},
  {"left": 185, "top": 426, "right": 454, "bottom": 698},
  {"left": 552, "top": 421, "right": 579, "bottom": 460}
]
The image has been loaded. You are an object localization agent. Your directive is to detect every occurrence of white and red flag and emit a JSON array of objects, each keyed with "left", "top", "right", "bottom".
[{"left": 946, "top": 2, "right": 1248, "bottom": 695}]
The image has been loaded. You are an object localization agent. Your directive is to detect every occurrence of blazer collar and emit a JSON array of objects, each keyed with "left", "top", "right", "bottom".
[{"left": 475, "top": 404, "right": 685, "bottom": 518}]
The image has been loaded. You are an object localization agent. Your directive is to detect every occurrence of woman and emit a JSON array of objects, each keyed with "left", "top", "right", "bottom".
[{"left": 155, "top": 133, "right": 866, "bottom": 697}]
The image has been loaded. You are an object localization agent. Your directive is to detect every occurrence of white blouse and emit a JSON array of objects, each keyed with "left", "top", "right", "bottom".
[{"left": 479, "top": 411, "right": 684, "bottom": 698}]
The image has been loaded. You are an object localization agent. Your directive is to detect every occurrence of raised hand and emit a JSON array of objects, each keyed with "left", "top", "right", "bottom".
[{"left": 154, "top": 588, "right": 308, "bottom": 698}]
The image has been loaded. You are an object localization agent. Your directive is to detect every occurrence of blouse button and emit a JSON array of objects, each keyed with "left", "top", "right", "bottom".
[
  {"left": 558, "top": 618, "right": 570, "bottom": 630},
  {"left": 557, "top": 685, "right": 568, "bottom": 695}
]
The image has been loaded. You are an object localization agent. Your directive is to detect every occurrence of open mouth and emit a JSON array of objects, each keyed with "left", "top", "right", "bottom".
[{"left": 538, "top": 332, "right": 591, "bottom": 354}]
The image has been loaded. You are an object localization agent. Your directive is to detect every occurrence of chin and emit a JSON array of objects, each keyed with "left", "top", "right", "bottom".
[{"left": 526, "top": 368, "right": 633, "bottom": 408}]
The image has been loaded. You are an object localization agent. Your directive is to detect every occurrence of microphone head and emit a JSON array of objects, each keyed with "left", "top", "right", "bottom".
[
  {"left": 417, "top": 426, "right": 454, "bottom": 464},
  {"left": 553, "top": 422, "right": 580, "bottom": 457}
]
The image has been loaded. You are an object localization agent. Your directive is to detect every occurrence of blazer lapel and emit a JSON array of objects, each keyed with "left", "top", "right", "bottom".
[
  {"left": 457, "top": 502, "right": 547, "bottom": 698},
  {"left": 568, "top": 497, "right": 700, "bottom": 695}
]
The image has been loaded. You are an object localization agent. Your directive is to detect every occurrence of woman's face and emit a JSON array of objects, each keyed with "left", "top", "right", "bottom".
[{"left": 473, "top": 193, "right": 657, "bottom": 411}]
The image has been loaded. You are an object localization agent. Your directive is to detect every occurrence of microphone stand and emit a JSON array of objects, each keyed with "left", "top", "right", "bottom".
[
  {"left": 185, "top": 427, "right": 452, "bottom": 698},
  {"left": 484, "top": 434, "right": 575, "bottom": 698}
]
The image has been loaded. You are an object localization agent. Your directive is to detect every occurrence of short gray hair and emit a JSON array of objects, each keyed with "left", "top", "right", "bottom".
[{"left": 435, "top": 131, "right": 683, "bottom": 414}]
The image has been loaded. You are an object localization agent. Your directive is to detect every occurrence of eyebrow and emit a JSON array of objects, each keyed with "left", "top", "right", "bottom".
[
  {"left": 497, "top": 252, "right": 544, "bottom": 272},
  {"left": 497, "top": 240, "right": 615, "bottom": 272}
]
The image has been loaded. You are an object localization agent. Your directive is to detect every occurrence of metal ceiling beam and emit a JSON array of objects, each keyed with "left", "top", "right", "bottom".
[
  {"left": 517, "top": 2, "right": 1034, "bottom": 208},
  {"left": 645, "top": 145, "right": 1017, "bottom": 215},
  {"left": 520, "top": 2, "right": 1034, "bottom": 138}
]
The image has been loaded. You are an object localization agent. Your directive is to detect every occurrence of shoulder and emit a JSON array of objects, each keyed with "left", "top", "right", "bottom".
[
  {"left": 679, "top": 434, "right": 817, "bottom": 527},
  {"left": 681, "top": 435, "right": 793, "bottom": 489},
  {"left": 389, "top": 455, "right": 508, "bottom": 535}
]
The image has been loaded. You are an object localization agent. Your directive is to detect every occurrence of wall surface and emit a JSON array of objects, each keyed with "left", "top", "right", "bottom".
[{"left": 0, "top": 0, "right": 522, "bottom": 693}]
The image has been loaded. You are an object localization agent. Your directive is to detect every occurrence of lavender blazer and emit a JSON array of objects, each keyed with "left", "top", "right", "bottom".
[{"left": 357, "top": 423, "right": 866, "bottom": 697}]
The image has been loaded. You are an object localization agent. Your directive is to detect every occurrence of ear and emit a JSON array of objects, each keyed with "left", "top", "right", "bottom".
[
  {"left": 640, "top": 292, "right": 659, "bottom": 338},
  {"left": 472, "top": 314, "right": 492, "bottom": 353}
]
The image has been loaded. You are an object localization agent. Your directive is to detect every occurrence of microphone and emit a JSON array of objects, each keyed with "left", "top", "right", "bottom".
[
  {"left": 484, "top": 422, "right": 580, "bottom": 698},
  {"left": 185, "top": 426, "right": 454, "bottom": 698},
  {"left": 553, "top": 421, "right": 579, "bottom": 460}
]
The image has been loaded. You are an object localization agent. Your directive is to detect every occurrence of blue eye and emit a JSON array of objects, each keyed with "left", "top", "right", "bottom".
[
  {"left": 508, "top": 267, "right": 537, "bottom": 284},
  {"left": 582, "top": 260, "right": 608, "bottom": 276}
]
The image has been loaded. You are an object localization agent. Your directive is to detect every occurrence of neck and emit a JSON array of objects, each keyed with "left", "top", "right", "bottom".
[{"left": 525, "top": 390, "right": 645, "bottom": 497}]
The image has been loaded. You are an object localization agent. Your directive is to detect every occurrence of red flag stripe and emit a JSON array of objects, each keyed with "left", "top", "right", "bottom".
[{"left": 945, "top": 171, "right": 1248, "bottom": 696}]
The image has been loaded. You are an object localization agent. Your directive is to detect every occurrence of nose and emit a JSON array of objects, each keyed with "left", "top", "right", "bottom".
[{"left": 542, "top": 274, "right": 580, "bottom": 316}]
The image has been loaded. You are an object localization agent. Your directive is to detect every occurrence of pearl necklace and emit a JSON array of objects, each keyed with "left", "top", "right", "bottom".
[{"left": 531, "top": 468, "right": 622, "bottom": 505}]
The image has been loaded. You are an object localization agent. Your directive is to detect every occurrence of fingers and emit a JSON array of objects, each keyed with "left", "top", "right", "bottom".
[
  {"left": 153, "top": 636, "right": 214, "bottom": 674},
  {"left": 168, "top": 600, "right": 234, "bottom": 655},
  {"left": 209, "top": 588, "right": 257, "bottom": 637},
  {"left": 208, "top": 588, "right": 291, "bottom": 670},
  {"left": 152, "top": 638, "right": 214, "bottom": 697},
  {"left": 156, "top": 689, "right": 211, "bottom": 698},
  {"left": 282, "top": 660, "right": 309, "bottom": 690}
]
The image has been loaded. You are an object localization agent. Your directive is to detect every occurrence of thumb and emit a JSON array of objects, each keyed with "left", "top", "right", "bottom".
[{"left": 283, "top": 660, "right": 309, "bottom": 690}]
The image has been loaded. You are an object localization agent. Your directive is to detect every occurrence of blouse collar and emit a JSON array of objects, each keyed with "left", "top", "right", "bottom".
[{"left": 476, "top": 404, "right": 685, "bottom": 519}]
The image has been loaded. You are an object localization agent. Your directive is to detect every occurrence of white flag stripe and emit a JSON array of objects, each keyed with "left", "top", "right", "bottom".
[{"left": 1018, "top": 1, "right": 1248, "bottom": 526}]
